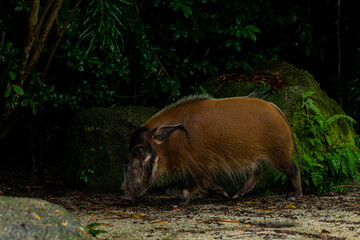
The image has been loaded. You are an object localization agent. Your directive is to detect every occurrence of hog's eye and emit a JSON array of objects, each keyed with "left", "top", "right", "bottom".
[{"left": 132, "top": 146, "right": 146, "bottom": 159}]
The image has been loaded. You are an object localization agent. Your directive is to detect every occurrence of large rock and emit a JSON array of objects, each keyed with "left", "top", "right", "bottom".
[
  {"left": 63, "top": 106, "right": 158, "bottom": 191},
  {"left": 203, "top": 60, "right": 358, "bottom": 149},
  {"left": 203, "top": 60, "right": 359, "bottom": 193},
  {"left": 0, "top": 196, "right": 90, "bottom": 240}
]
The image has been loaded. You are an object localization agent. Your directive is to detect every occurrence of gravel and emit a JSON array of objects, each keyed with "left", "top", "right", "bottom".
[{"left": 48, "top": 189, "right": 360, "bottom": 240}]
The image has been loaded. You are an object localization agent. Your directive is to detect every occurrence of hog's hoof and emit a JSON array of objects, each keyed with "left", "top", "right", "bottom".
[
  {"left": 231, "top": 192, "right": 245, "bottom": 200},
  {"left": 288, "top": 193, "right": 302, "bottom": 201}
]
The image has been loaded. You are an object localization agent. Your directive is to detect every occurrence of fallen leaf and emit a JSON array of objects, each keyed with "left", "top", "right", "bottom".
[
  {"left": 153, "top": 221, "right": 167, "bottom": 224},
  {"left": 68, "top": 206, "right": 77, "bottom": 211},
  {"left": 287, "top": 203, "right": 296, "bottom": 209},
  {"left": 100, "top": 223, "right": 112, "bottom": 227},
  {"left": 61, "top": 222, "right": 68, "bottom": 226},
  {"left": 31, "top": 212, "right": 41, "bottom": 220},
  {"left": 198, "top": 218, "right": 241, "bottom": 224},
  {"left": 244, "top": 201, "right": 260, "bottom": 205},
  {"left": 91, "top": 206, "right": 105, "bottom": 209},
  {"left": 89, "top": 218, "right": 98, "bottom": 221},
  {"left": 131, "top": 214, "right": 145, "bottom": 220}
]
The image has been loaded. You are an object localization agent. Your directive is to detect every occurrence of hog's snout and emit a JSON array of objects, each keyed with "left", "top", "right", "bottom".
[{"left": 122, "top": 193, "right": 136, "bottom": 202}]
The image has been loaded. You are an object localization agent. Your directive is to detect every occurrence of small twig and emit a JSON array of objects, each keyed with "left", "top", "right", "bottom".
[
  {"left": 333, "top": 185, "right": 360, "bottom": 189},
  {"left": 154, "top": 53, "right": 171, "bottom": 79}
]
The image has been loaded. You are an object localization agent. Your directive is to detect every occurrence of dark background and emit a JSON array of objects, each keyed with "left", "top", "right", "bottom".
[{"left": 0, "top": 0, "right": 359, "bottom": 184}]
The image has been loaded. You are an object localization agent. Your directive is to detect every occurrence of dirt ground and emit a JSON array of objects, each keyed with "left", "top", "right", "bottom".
[
  {"left": 53, "top": 189, "right": 360, "bottom": 240},
  {"left": 1, "top": 173, "right": 360, "bottom": 240}
]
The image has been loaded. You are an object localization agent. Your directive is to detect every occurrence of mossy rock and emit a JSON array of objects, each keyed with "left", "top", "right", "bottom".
[
  {"left": 0, "top": 196, "right": 90, "bottom": 240},
  {"left": 63, "top": 106, "right": 158, "bottom": 192},
  {"left": 203, "top": 60, "right": 359, "bottom": 194}
]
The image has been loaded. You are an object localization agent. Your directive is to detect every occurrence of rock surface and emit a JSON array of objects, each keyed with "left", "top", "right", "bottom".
[
  {"left": 203, "top": 60, "right": 359, "bottom": 193},
  {"left": 63, "top": 106, "right": 158, "bottom": 191},
  {"left": 0, "top": 196, "right": 91, "bottom": 240},
  {"left": 203, "top": 60, "right": 358, "bottom": 148}
]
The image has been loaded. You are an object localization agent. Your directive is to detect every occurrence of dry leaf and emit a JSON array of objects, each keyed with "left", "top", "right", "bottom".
[
  {"left": 61, "top": 222, "right": 68, "bottom": 226},
  {"left": 100, "top": 223, "right": 113, "bottom": 227},
  {"left": 153, "top": 221, "right": 167, "bottom": 224},
  {"left": 199, "top": 218, "right": 241, "bottom": 224},
  {"left": 131, "top": 214, "right": 145, "bottom": 220},
  {"left": 91, "top": 206, "right": 105, "bottom": 209},
  {"left": 321, "top": 229, "right": 331, "bottom": 235},
  {"left": 244, "top": 201, "right": 260, "bottom": 205},
  {"left": 68, "top": 206, "right": 77, "bottom": 211},
  {"left": 31, "top": 212, "right": 41, "bottom": 220},
  {"left": 104, "top": 207, "right": 115, "bottom": 210}
]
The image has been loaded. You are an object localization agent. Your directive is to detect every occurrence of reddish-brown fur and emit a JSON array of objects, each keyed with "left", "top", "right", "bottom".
[{"left": 122, "top": 95, "right": 302, "bottom": 205}]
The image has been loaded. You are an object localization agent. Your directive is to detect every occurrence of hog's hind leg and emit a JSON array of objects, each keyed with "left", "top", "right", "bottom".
[
  {"left": 198, "top": 176, "right": 230, "bottom": 199},
  {"left": 232, "top": 168, "right": 261, "bottom": 199},
  {"left": 279, "top": 161, "right": 302, "bottom": 199}
]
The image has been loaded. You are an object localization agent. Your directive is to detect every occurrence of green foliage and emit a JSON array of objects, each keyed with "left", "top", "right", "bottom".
[
  {"left": 259, "top": 80, "right": 276, "bottom": 95},
  {"left": 86, "top": 222, "right": 108, "bottom": 237},
  {"left": 0, "top": 41, "right": 22, "bottom": 107},
  {"left": 80, "top": 169, "right": 94, "bottom": 183},
  {"left": 300, "top": 91, "right": 360, "bottom": 195},
  {"left": 0, "top": 0, "right": 332, "bottom": 113}
]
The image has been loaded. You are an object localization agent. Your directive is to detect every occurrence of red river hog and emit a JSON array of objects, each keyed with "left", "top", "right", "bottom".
[{"left": 121, "top": 95, "right": 302, "bottom": 206}]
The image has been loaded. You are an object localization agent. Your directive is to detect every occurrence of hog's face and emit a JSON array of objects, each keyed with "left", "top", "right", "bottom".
[
  {"left": 121, "top": 124, "right": 189, "bottom": 202},
  {"left": 121, "top": 144, "right": 157, "bottom": 202}
]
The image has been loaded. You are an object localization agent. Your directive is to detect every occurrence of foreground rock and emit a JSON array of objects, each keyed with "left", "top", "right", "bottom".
[{"left": 0, "top": 196, "right": 90, "bottom": 240}]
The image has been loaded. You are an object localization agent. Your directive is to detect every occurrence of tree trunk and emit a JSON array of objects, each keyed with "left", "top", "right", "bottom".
[{"left": 0, "top": 0, "right": 64, "bottom": 143}]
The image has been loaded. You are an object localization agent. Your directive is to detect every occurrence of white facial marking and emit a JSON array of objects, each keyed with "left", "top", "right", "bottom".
[
  {"left": 183, "top": 189, "right": 190, "bottom": 199},
  {"left": 150, "top": 156, "right": 159, "bottom": 181}
]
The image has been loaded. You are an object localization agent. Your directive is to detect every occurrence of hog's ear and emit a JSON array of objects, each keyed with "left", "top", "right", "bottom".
[{"left": 152, "top": 124, "right": 190, "bottom": 145}]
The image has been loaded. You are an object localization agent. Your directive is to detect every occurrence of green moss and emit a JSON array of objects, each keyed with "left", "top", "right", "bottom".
[{"left": 203, "top": 60, "right": 359, "bottom": 196}]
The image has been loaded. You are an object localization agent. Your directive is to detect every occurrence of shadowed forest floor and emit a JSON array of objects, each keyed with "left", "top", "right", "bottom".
[{"left": 1, "top": 170, "right": 360, "bottom": 239}]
